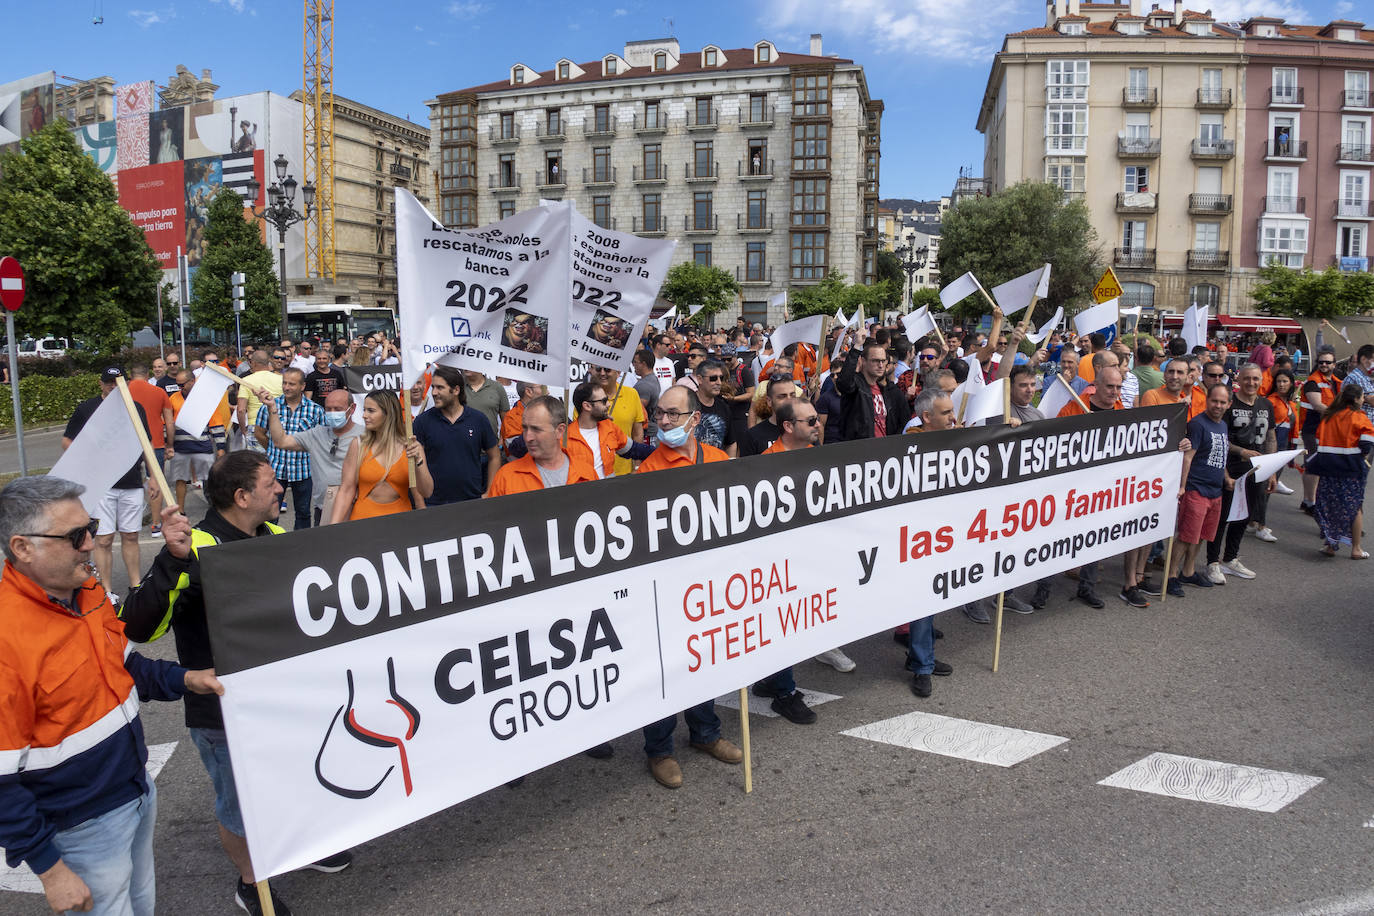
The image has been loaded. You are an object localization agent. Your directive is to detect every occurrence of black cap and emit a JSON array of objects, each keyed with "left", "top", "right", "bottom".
[{"left": 101, "top": 366, "right": 124, "bottom": 382}]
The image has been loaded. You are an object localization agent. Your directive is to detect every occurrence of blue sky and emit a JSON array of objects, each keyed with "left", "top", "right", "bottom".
[{"left": 7, "top": 0, "right": 1359, "bottom": 200}]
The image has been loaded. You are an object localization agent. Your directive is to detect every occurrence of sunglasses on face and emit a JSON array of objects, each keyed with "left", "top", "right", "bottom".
[
  {"left": 792, "top": 416, "right": 820, "bottom": 426},
  {"left": 22, "top": 519, "right": 99, "bottom": 550}
]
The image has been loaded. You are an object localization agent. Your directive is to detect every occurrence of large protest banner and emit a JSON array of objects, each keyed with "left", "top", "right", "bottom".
[
  {"left": 201, "top": 405, "right": 1185, "bottom": 879},
  {"left": 395, "top": 189, "right": 571, "bottom": 388}
]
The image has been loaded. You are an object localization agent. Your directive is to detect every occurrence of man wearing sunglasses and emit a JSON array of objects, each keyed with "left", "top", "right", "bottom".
[
  {"left": 257, "top": 388, "right": 362, "bottom": 526},
  {"left": 0, "top": 476, "right": 222, "bottom": 916},
  {"left": 567, "top": 381, "right": 653, "bottom": 479},
  {"left": 1300, "top": 345, "right": 1339, "bottom": 514}
]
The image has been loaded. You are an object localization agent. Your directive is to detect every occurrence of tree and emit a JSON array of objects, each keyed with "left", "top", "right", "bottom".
[
  {"left": 909, "top": 287, "right": 942, "bottom": 311},
  {"left": 789, "top": 271, "right": 896, "bottom": 320},
  {"left": 191, "top": 187, "right": 281, "bottom": 340},
  {"left": 875, "top": 249, "right": 904, "bottom": 307},
  {"left": 1250, "top": 262, "right": 1374, "bottom": 320},
  {"left": 658, "top": 261, "right": 740, "bottom": 325},
  {"left": 936, "top": 181, "right": 1102, "bottom": 324},
  {"left": 0, "top": 123, "right": 161, "bottom": 353}
]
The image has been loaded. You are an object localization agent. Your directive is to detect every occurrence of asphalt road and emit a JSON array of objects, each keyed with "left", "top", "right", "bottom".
[
  {"left": 2, "top": 483, "right": 1372, "bottom": 915},
  {"left": 0, "top": 425, "right": 67, "bottom": 476}
]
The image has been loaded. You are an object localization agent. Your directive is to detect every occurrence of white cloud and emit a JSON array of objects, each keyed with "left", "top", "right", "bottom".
[
  {"left": 1334, "top": 0, "right": 1353, "bottom": 15},
  {"left": 446, "top": 0, "right": 486, "bottom": 17},
  {"left": 612, "top": 7, "right": 628, "bottom": 15},
  {"left": 127, "top": 8, "right": 167, "bottom": 27},
  {"left": 209, "top": 0, "right": 245, "bottom": 11},
  {"left": 762, "top": 0, "right": 1020, "bottom": 60},
  {"left": 1204, "top": 0, "right": 1308, "bottom": 21}
]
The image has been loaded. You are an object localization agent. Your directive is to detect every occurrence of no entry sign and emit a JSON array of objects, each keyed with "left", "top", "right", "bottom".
[{"left": 0, "top": 257, "right": 25, "bottom": 312}]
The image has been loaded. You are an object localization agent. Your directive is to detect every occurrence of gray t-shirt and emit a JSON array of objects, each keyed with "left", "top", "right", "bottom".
[
  {"left": 465, "top": 378, "right": 509, "bottom": 439},
  {"left": 634, "top": 374, "right": 660, "bottom": 439},
  {"left": 292, "top": 422, "right": 365, "bottom": 507},
  {"left": 989, "top": 402, "right": 1045, "bottom": 427},
  {"left": 536, "top": 459, "right": 569, "bottom": 489}
]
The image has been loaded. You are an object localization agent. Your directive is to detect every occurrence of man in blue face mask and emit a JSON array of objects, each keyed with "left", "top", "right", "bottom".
[{"left": 257, "top": 387, "right": 363, "bottom": 526}]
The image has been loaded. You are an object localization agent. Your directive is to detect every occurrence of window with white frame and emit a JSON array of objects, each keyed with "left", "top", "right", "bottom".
[
  {"left": 1047, "top": 105, "right": 1088, "bottom": 153},
  {"left": 1125, "top": 112, "right": 1151, "bottom": 140},
  {"left": 1121, "top": 281, "right": 1154, "bottom": 309},
  {"left": 1199, "top": 113, "right": 1224, "bottom": 145},
  {"left": 1059, "top": 20, "right": 1085, "bottom": 34},
  {"left": 1339, "top": 224, "right": 1366, "bottom": 259},
  {"left": 1347, "top": 70, "right": 1370, "bottom": 106},
  {"left": 1122, "top": 220, "right": 1148, "bottom": 250},
  {"left": 1259, "top": 219, "right": 1308, "bottom": 267},
  {"left": 1190, "top": 283, "right": 1219, "bottom": 309},
  {"left": 1267, "top": 167, "right": 1298, "bottom": 211},
  {"left": 1194, "top": 222, "right": 1221, "bottom": 251},
  {"left": 1124, "top": 165, "right": 1149, "bottom": 193},
  {"left": 1118, "top": 21, "right": 1144, "bottom": 35},
  {"left": 1340, "top": 172, "right": 1368, "bottom": 217},
  {"left": 1045, "top": 158, "right": 1085, "bottom": 197},
  {"left": 1272, "top": 67, "right": 1298, "bottom": 103},
  {"left": 1342, "top": 117, "right": 1370, "bottom": 157},
  {"left": 1046, "top": 60, "right": 1089, "bottom": 100}
]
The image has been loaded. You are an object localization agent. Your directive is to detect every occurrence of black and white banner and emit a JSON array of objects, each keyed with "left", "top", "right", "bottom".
[
  {"left": 201, "top": 406, "right": 1185, "bottom": 879},
  {"left": 338, "top": 365, "right": 405, "bottom": 394},
  {"left": 395, "top": 190, "right": 572, "bottom": 389}
]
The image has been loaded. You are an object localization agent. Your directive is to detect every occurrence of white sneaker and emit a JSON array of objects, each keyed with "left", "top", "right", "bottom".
[
  {"left": 814, "top": 648, "right": 857, "bottom": 672},
  {"left": 1253, "top": 527, "right": 1277, "bottom": 543},
  {"left": 1206, "top": 562, "right": 1227, "bottom": 585},
  {"left": 1220, "top": 559, "right": 1256, "bottom": 579},
  {"left": 1274, "top": 480, "right": 1294, "bottom": 495}
]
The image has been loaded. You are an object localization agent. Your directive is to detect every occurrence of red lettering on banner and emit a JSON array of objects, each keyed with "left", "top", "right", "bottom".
[{"left": 898, "top": 525, "right": 954, "bottom": 562}]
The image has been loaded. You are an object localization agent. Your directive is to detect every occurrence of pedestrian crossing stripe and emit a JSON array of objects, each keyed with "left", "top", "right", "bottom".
[
  {"left": 1098, "top": 752, "right": 1323, "bottom": 813},
  {"left": 842, "top": 711, "right": 1068, "bottom": 767}
]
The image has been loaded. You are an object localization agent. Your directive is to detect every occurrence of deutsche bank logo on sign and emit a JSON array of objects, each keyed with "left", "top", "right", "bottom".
[{"left": 450, "top": 317, "right": 472, "bottom": 339}]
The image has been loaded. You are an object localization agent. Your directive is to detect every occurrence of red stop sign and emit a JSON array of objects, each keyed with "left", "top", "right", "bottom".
[{"left": 0, "top": 257, "right": 24, "bottom": 312}]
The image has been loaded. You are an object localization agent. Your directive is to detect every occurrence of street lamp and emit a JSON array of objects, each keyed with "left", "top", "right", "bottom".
[
  {"left": 895, "top": 241, "right": 930, "bottom": 312},
  {"left": 245, "top": 154, "right": 314, "bottom": 340}
]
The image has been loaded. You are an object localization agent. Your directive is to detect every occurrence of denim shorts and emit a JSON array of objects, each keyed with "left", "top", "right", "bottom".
[{"left": 190, "top": 727, "right": 245, "bottom": 837}]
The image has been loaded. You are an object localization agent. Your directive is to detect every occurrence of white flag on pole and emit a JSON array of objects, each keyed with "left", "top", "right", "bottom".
[
  {"left": 1073, "top": 298, "right": 1120, "bottom": 336},
  {"left": 938, "top": 272, "right": 981, "bottom": 310},
  {"left": 990, "top": 264, "right": 1050, "bottom": 317},
  {"left": 766, "top": 315, "right": 825, "bottom": 361},
  {"left": 174, "top": 369, "right": 236, "bottom": 438},
  {"left": 687, "top": 303, "right": 705, "bottom": 318},
  {"left": 961, "top": 377, "right": 1008, "bottom": 425},
  {"left": 902, "top": 306, "right": 936, "bottom": 341},
  {"left": 1037, "top": 376, "right": 1072, "bottom": 419},
  {"left": 49, "top": 394, "right": 145, "bottom": 516},
  {"left": 1250, "top": 448, "right": 1303, "bottom": 483},
  {"left": 834, "top": 308, "right": 847, "bottom": 328},
  {"left": 768, "top": 290, "right": 787, "bottom": 313},
  {"left": 1225, "top": 470, "right": 1252, "bottom": 522},
  {"left": 1181, "top": 304, "right": 1209, "bottom": 352},
  {"left": 1027, "top": 306, "right": 1064, "bottom": 345}
]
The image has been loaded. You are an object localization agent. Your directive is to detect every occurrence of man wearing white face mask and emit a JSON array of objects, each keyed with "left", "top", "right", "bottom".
[{"left": 258, "top": 388, "right": 363, "bottom": 526}]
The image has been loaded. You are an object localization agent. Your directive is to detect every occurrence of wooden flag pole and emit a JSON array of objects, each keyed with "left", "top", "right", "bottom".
[
  {"left": 403, "top": 403, "right": 417, "bottom": 489},
  {"left": 738, "top": 687, "right": 753, "bottom": 793},
  {"left": 255, "top": 880, "right": 276, "bottom": 916},
  {"left": 204, "top": 361, "right": 245, "bottom": 387},
  {"left": 992, "top": 381, "right": 1012, "bottom": 673},
  {"left": 113, "top": 376, "right": 175, "bottom": 509},
  {"left": 1160, "top": 536, "right": 1176, "bottom": 605},
  {"left": 1056, "top": 373, "right": 1090, "bottom": 413}
]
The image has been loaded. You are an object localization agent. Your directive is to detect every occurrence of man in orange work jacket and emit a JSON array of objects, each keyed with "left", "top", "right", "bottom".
[
  {"left": 567, "top": 380, "right": 656, "bottom": 478},
  {"left": 0, "top": 476, "right": 221, "bottom": 915}
]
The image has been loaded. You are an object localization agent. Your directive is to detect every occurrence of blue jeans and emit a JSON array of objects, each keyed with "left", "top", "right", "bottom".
[
  {"left": 190, "top": 727, "right": 245, "bottom": 837},
  {"left": 905, "top": 617, "right": 935, "bottom": 676},
  {"left": 279, "top": 477, "right": 313, "bottom": 531},
  {"left": 51, "top": 782, "right": 157, "bottom": 916},
  {"left": 759, "top": 667, "right": 795, "bottom": 696},
  {"left": 642, "top": 701, "right": 720, "bottom": 757}
]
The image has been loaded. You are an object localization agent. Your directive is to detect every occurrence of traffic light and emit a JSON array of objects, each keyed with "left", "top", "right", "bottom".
[{"left": 231, "top": 271, "right": 246, "bottom": 313}]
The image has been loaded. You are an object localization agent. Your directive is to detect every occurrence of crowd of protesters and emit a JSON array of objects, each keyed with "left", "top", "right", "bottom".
[{"left": 7, "top": 314, "right": 1370, "bottom": 915}]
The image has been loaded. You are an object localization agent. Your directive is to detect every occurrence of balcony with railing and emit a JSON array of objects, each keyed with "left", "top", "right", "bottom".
[
  {"left": 1268, "top": 86, "right": 1304, "bottom": 107},
  {"left": 535, "top": 123, "right": 566, "bottom": 142},
  {"left": 737, "top": 212, "right": 774, "bottom": 232},
  {"left": 489, "top": 125, "right": 521, "bottom": 144},
  {"left": 737, "top": 264, "right": 773, "bottom": 285},
  {"left": 1116, "top": 191, "right": 1157, "bottom": 213},
  {"left": 1345, "top": 89, "right": 1373, "bottom": 110},
  {"left": 583, "top": 166, "right": 616, "bottom": 188},
  {"left": 1122, "top": 87, "right": 1158, "bottom": 108},
  {"left": 685, "top": 161, "right": 719, "bottom": 181},
  {"left": 1188, "top": 193, "right": 1233, "bottom": 215},
  {"left": 590, "top": 217, "right": 617, "bottom": 231},
  {"left": 1191, "top": 138, "right": 1235, "bottom": 160},
  {"left": 1264, "top": 139, "right": 1307, "bottom": 161},
  {"left": 536, "top": 170, "right": 565, "bottom": 190},
  {"left": 1263, "top": 195, "right": 1305, "bottom": 214},
  {"left": 1195, "top": 88, "right": 1232, "bottom": 108},
  {"left": 1187, "top": 249, "right": 1229, "bottom": 271},
  {"left": 1117, "top": 137, "right": 1161, "bottom": 158},
  {"left": 1335, "top": 200, "right": 1373, "bottom": 219},
  {"left": 489, "top": 172, "right": 521, "bottom": 191},
  {"left": 684, "top": 214, "right": 718, "bottom": 233},
  {"left": 740, "top": 158, "right": 774, "bottom": 180},
  {"left": 1337, "top": 143, "right": 1374, "bottom": 164},
  {"left": 583, "top": 120, "right": 616, "bottom": 139},
  {"left": 633, "top": 113, "right": 667, "bottom": 135},
  {"left": 1114, "top": 247, "right": 1156, "bottom": 269},
  {"left": 633, "top": 164, "right": 667, "bottom": 184},
  {"left": 633, "top": 216, "right": 667, "bottom": 236},
  {"left": 686, "top": 108, "right": 718, "bottom": 130},
  {"left": 388, "top": 162, "right": 412, "bottom": 182},
  {"left": 740, "top": 106, "right": 775, "bottom": 128}
]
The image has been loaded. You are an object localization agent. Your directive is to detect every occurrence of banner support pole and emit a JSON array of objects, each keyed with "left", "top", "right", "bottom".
[
  {"left": 1160, "top": 536, "right": 1176, "bottom": 604},
  {"left": 992, "top": 592, "right": 1006, "bottom": 673},
  {"left": 255, "top": 880, "right": 276, "bottom": 916},
  {"left": 737, "top": 687, "right": 753, "bottom": 793},
  {"left": 114, "top": 376, "right": 176, "bottom": 509},
  {"left": 1056, "top": 373, "right": 1090, "bottom": 414}
]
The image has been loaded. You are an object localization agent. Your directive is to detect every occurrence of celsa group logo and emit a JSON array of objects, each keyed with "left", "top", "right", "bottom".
[{"left": 314, "top": 658, "right": 421, "bottom": 799}]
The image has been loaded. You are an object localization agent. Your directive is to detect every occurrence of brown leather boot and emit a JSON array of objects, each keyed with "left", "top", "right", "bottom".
[{"left": 647, "top": 755, "right": 683, "bottom": 788}]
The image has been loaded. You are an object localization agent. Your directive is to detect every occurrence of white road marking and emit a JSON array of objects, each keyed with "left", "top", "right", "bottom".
[
  {"left": 1098, "top": 751, "right": 1322, "bottom": 813},
  {"left": 0, "top": 742, "right": 178, "bottom": 895},
  {"left": 715, "top": 687, "right": 842, "bottom": 718},
  {"left": 1261, "top": 887, "right": 1374, "bottom": 916},
  {"left": 841, "top": 711, "right": 1068, "bottom": 767}
]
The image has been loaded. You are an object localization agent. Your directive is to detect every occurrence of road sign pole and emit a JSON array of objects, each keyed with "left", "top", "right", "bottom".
[{"left": 6, "top": 313, "right": 26, "bottom": 475}]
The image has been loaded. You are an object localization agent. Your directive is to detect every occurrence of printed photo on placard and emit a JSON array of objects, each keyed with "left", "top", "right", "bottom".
[
  {"left": 501, "top": 309, "right": 548, "bottom": 355},
  {"left": 586, "top": 310, "right": 633, "bottom": 351}
]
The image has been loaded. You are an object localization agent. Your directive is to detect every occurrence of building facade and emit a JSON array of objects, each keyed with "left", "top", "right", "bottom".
[
  {"left": 429, "top": 36, "right": 882, "bottom": 325},
  {"left": 976, "top": 1, "right": 1372, "bottom": 319}
]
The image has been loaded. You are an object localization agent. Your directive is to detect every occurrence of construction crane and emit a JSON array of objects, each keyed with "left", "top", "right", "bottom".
[{"left": 303, "top": 0, "right": 336, "bottom": 279}]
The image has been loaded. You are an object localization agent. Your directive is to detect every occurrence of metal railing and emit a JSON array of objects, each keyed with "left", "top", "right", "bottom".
[
  {"left": 489, "top": 173, "right": 521, "bottom": 190},
  {"left": 1116, "top": 191, "right": 1157, "bottom": 212},
  {"left": 583, "top": 166, "right": 616, "bottom": 185},
  {"left": 633, "top": 164, "right": 667, "bottom": 182},
  {"left": 1196, "top": 88, "right": 1232, "bottom": 107},
  {"left": 633, "top": 216, "right": 667, "bottom": 234},
  {"left": 686, "top": 161, "right": 719, "bottom": 180},
  {"left": 1265, "top": 139, "right": 1308, "bottom": 159},
  {"left": 584, "top": 120, "right": 616, "bottom": 137},
  {"left": 1191, "top": 139, "right": 1235, "bottom": 157},
  {"left": 535, "top": 124, "right": 566, "bottom": 141},
  {"left": 1122, "top": 87, "right": 1157, "bottom": 106},
  {"left": 1187, "top": 250, "right": 1229, "bottom": 270},
  {"left": 1188, "top": 193, "right": 1233, "bottom": 213},
  {"left": 489, "top": 125, "right": 520, "bottom": 142},
  {"left": 685, "top": 214, "right": 718, "bottom": 232},
  {"left": 1263, "top": 195, "right": 1305, "bottom": 214},
  {"left": 1345, "top": 89, "right": 1372, "bottom": 109},
  {"left": 1338, "top": 143, "right": 1373, "bottom": 162},
  {"left": 536, "top": 171, "right": 566, "bottom": 188},
  {"left": 634, "top": 113, "right": 666, "bottom": 132},
  {"left": 740, "top": 158, "right": 774, "bottom": 177},
  {"left": 1117, "top": 137, "right": 1161, "bottom": 156},
  {"left": 388, "top": 163, "right": 412, "bottom": 179},
  {"left": 1336, "top": 200, "right": 1372, "bottom": 218},
  {"left": 1113, "top": 247, "right": 1155, "bottom": 269},
  {"left": 737, "top": 265, "right": 773, "bottom": 283},
  {"left": 687, "top": 109, "right": 718, "bottom": 128},
  {"left": 740, "top": 106, "right": 774, "bottom": 125},
  {"left": 1268, "top": 86, "right": 1304, "bottom": 106},
  {"left": 737, "top": 212, "right": 774, "bottom": 230}
]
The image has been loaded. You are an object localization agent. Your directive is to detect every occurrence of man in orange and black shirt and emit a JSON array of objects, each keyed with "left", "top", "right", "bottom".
[{"left": 1300, "top": 346, "right": 1339, "bottom": 513}]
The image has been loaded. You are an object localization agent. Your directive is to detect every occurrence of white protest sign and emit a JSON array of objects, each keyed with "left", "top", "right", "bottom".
[
  {"left": 174, "top": 368, "right": 235, "bottom": 437},
  {"left": 1028, "top": 306, "right": 1064, "bottom": 345},
  {"left": 395, "top": 190, "right": 572, "bottom": 388},
  {"left": 938, "top": 272, "right": 980, "bottom": 310},
  {"left": 990, "top": 264, "right": 1050, "bottom": 317},
  {"left": 1181, "top": 304, "right": 1209, "bottom": 352},
  {"left": 902, "top": 307, "right": 936, "bottom": 341},
  {"left": 1250, "top": 448, "right": 1303, "bottom": 483},
  {"left": 1073, "top": 298, "right": 1120, "bottom": 337},
  {"left": 962, "top": 377, "right": 1009, "bottom": 425},
  {"left": 1037, "top": 375, "right": 1073, "bottom": 419},
  {"left": 50, "top": 394, "right": 144, "bottom": 515},
  {"left": 767, "top": 315, "right": 825, "bottom": 361},
  {"left": 1226, "top": 470, "right": 1252, "bottom": 522}
]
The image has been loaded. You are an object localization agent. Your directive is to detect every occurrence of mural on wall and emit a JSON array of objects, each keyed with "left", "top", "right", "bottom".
[{"left": 0, "top": 72, "right": 56, "bottom": 154}]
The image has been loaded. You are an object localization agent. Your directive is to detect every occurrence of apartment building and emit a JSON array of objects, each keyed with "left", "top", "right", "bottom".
[
  {"left": 428, "top": 36, "right": 883, "bottom": 325},
  {"left": 976, "top": 1, "right": 1372, "bottom": 318}
]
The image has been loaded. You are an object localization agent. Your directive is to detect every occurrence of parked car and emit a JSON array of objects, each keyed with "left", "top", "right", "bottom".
[{"left": 19, "top": 337, "right": 70, "bottom": 358}]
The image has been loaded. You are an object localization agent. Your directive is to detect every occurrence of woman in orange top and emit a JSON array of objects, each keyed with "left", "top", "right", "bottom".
[
  {"left": 1266, "top": 369, "right": 1299, "bottom": 494},
  {"left": 332, "top": 391, "right": 433, "bottom": 523}
]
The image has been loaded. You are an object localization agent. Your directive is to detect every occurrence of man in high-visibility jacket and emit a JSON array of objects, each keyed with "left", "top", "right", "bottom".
[
  {"left": 120, "top": 450, "right": 350, "bottom": 916},
  {"left": 0, "top": 475, "right": 221, "bottom": 915}
]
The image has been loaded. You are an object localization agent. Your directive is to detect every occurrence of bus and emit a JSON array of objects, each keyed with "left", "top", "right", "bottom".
[{"left": 286, "top": 303, "right": 397, "bottom": 345}]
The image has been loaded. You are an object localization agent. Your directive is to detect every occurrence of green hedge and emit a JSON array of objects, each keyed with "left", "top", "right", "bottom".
[{"left": 0, "top": 374, "right": 101, "bottom": 430}]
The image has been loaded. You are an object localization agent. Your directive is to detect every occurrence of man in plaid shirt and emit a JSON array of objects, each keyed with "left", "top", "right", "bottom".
[{"left": 254, "top": 367, "right": 324, "bottom": 530}]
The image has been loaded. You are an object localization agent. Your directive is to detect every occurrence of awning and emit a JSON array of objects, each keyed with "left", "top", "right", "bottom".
[{"left": 1216, "top": 315, "right": 1303, "bottom": 333}]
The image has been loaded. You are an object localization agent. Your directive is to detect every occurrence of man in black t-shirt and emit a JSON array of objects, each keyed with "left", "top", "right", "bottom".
[
  {"left": 738, "top": 374, "right": 796, "bottom": 457},
  {"left": 691, "top": 358, "right": 736, "bottom": 455},
  {"left": 1205, "top": 363, "right": 1275, "bottom": 584},
  {"left": 303, "top": 350, "right": 343, "bottom": 401}
]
